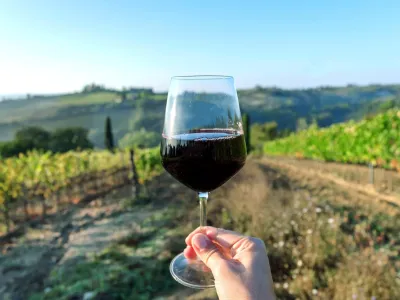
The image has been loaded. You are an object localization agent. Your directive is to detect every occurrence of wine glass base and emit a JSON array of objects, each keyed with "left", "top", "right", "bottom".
[{"left": 170, "top": 253, "right": 215, "bottom": 289}]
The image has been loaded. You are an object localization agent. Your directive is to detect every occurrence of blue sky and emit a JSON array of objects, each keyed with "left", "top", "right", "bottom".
[{"left": 1, "top": 0, "right": 399, "bottom": 93}]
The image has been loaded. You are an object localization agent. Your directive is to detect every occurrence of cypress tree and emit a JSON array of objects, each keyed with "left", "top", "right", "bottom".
[
  {"left": 242, "top": 113, "right": 251, "bottom": 153},
  {"left": 105, "top": 116, "right": 115, "bottom": 151}
]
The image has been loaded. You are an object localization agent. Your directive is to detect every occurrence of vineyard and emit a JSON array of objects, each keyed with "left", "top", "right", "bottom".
[
  {"left": 0, "top": 147, "right": 162, "bottom": 235},
  {"left": 264, "top": 109, "right": 400, "bottom": 170}
]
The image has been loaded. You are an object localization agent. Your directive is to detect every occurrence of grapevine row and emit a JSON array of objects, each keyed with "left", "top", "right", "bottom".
[
  {"left": 0, "top": 147, "right": 162, "bottom": 234},
  {"left": 264, "top": 109, "right": 400, "bottom": 170}
]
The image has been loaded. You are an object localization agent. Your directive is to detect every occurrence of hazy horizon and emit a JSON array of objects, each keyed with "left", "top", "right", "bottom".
[{"left": 3, "top": 80, "right": 400, "bottom": 100}]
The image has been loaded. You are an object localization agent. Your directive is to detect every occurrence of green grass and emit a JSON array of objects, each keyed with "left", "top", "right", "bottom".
[
  {"left": 150, "top": 93, "right": 167, "bottom": 101},
  {"left": 57, "top": 92, "right": 119, "bottom": 106},
  {"left": 0, "top": 92, "right": 119, "bottom": 125},
  {"left": 30, "top": 198, "right": 192, "bottom": 300},
  {"left": 207, "top": 161, "right": 400, "bottom": 299}
]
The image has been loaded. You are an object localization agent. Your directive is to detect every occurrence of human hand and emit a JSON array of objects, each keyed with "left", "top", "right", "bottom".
[{"left": 184, "top": 226, "right": 275, "bottom": 300}]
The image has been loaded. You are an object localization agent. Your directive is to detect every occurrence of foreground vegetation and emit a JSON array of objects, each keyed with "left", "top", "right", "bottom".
[
  {"left": 26, "top": 160, "right": 400, "bottom": 300},
  {"left": 207, "top": 162, "right": 400, "bottom": 299},
  {"left": 0, "top": 147, "right": 161, "bottom": 233},
  {"left": 265, "top": 109, "right": 400, "bottom": 170}
]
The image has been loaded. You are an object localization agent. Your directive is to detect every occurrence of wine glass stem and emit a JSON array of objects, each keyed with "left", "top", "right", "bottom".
[{"left": 199, "top": 192, "right": 208, "bottom": 227}]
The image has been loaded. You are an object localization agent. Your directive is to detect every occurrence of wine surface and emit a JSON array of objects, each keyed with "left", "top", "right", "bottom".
[{"left": 160, "top": 129, "right": 246, "bottom": 192}]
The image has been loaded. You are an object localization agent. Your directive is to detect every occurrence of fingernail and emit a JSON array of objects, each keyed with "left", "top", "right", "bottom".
[
  {"left": 206, "top": 228, "right": 217, "bottom": 238},
  {"left": 193, "top": 234, "right": 211, "bottom": 249}
]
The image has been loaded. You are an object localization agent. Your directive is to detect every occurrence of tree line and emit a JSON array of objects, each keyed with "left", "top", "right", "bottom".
[{"left": 0, "top": 126, "right": 93, "bottom": 158}]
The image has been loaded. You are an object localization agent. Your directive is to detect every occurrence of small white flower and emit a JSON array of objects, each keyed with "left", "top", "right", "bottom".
[
  {"left": 328, "top": 218, "right": 334, "bottom": 224},
  {"left": 44, "top": 288, "right": 51, "bottom": 294},
  {"left": 297, "top": 260, "right": 303, "bottom": 267},
  {"left": 303, "top": 208, "right": 308, "bottom": 213},
  {"left": 316, "top": 207, "right": 322, "bottom": 213},
  {"left": 307, "top": 229, "right": 313, "bottom": 235},
  {"left": 275, "top": 283, "right": 281, "bottom": 288},
  {"left": 283, "top": 282, "right": 289, "bottom": 289},
  {"left": 279, "top": 241, "right": 285, "bottom": 248},
  {"left": 84, "top": 292, "right": 95, "bottom": 300},
  {"left": 312, "top": 289, "right": 318, "bottom": 295}
]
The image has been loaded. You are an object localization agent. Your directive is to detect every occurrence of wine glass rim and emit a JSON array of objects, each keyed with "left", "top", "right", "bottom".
[{"left": 171, "top": 75, "right": 233, "bottom": 80}]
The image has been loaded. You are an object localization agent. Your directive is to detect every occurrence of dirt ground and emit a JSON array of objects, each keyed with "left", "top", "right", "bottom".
[{"left": 0, "top": 157, "right": 399, "bottom": 300}]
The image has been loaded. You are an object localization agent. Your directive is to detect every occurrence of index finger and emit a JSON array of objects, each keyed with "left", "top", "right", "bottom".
[{"left": 185, "top": 226, "right": 246, "bottom": 249}]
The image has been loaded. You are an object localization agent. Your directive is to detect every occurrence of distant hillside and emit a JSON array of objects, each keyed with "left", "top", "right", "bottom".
[{"left": 1, "top": 84, "right": 400, "bottom": 148}]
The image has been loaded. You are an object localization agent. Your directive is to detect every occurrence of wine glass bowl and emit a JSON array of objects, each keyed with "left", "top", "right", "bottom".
[{"left": 160, "top": 75, "right": 247, "bottom": 288}]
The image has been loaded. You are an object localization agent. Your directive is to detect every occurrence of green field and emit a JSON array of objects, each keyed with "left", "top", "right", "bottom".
[{"left": 57, "top": 92, "right": 119, "bottom": 106}]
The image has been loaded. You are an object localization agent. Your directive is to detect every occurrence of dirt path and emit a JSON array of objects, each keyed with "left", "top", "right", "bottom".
[
  {"left": 0, "top": 185, "right": 158, "bottom": 300},
  {"left": 261, "top": 157, "right": 400, "bottom": 210}
]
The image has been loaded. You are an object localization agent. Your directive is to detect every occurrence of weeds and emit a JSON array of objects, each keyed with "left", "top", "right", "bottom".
[{"left": 208, "top": 161, "right": 400, "bottom": 299}]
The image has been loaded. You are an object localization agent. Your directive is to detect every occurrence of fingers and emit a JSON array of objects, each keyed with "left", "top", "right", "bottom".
[
  {"left": 183, "top": 246, "right": 197, "bottom": 260},
  {"left": 206, "top": 227, "right": 247, "bottom": 249},
  {"left": 191, "top": 233, "right": 226, "bottom": 271},
  {"left": 186, "top": 226, "right": 246, "bottom": 249},
  {"left": 185, "top": 226, "right": 210, "bottom": 245}
]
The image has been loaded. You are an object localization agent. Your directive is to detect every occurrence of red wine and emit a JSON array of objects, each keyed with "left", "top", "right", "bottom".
[{"left": 161, "top": 129, "right": 246, "bottom": 192}]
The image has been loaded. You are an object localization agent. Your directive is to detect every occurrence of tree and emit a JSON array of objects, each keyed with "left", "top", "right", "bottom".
[
  {"left": 15, "top": 126, "right": 51, "bottom": 150},
  {"left": 0, "top": 140, "right": 30, "bottom": 158},
  {"left": 50, "top": 127, "right": 93, "bottom": 153},
  {"left": 296, "top": 118, "right": 308, "bottom": 131},
  {"left": 242, "top": 113, "right": 251, "bottom": 153},
  {"left": 119, "top": 129, "right": 159, "bottom": 149},
  {"left": 251, "top": 122, "right": 278, "bottom": 147},
  {"left": 105, "top": 116, "right": 115, "bottom": 152},
  {"left": 120, "top": 87, "right": 127, "bottom": 102},
  {"left": 278, "top": 128, "right": 292, "bottom": 138},
  {"left": 82, "top": 83, "right": 105, "bottom": 93}
]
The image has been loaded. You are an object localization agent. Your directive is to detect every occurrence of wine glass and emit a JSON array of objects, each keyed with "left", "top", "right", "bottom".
[{"left": 160, "top": 75, "right": 247, "bottom": 289}]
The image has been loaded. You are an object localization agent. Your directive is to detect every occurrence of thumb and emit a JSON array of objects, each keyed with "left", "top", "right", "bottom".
[{"left": 192, "top": 233, "right": 226, "bottom": 272}]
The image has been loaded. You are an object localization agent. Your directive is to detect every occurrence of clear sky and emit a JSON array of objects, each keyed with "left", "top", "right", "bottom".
[{"left": 1, "top": 0, "right": 399, "bottom": 94}]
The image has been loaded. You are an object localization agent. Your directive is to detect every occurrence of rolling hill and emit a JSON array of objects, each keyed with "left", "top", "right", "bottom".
[{"left": 1, "top": 84, "right": 400, "bottom": 148}]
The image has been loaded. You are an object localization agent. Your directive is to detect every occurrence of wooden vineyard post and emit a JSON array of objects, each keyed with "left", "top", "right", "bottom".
[
  {"left": 102, "top": 170, "right": 108, "bottom": 191},
  {"left": 369, "top": 163, "right": 374, "bottom": 185},
  {"left": 94, "top": 172, "right": 100, "bottom": 192},
  {"left": 80, "top": 175, "right": 86, "bottom": 196},
  {"left": 57, "top": 191, "right": 62, "bottom": 212},
  {"left": 3, "top": 197, "right": 11, "bottom": 233},
  {"left": 23, "top": 197, "right": 29, "bottom": 221},
  {"left": 120, "top": 150, "right": 125, "bottom": 168},
  {"left": 129, "top": 149, "right": 140, "bottom": 198},
  {"left": 40, "top": 194, "right": 47, "bottom": 220}
]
